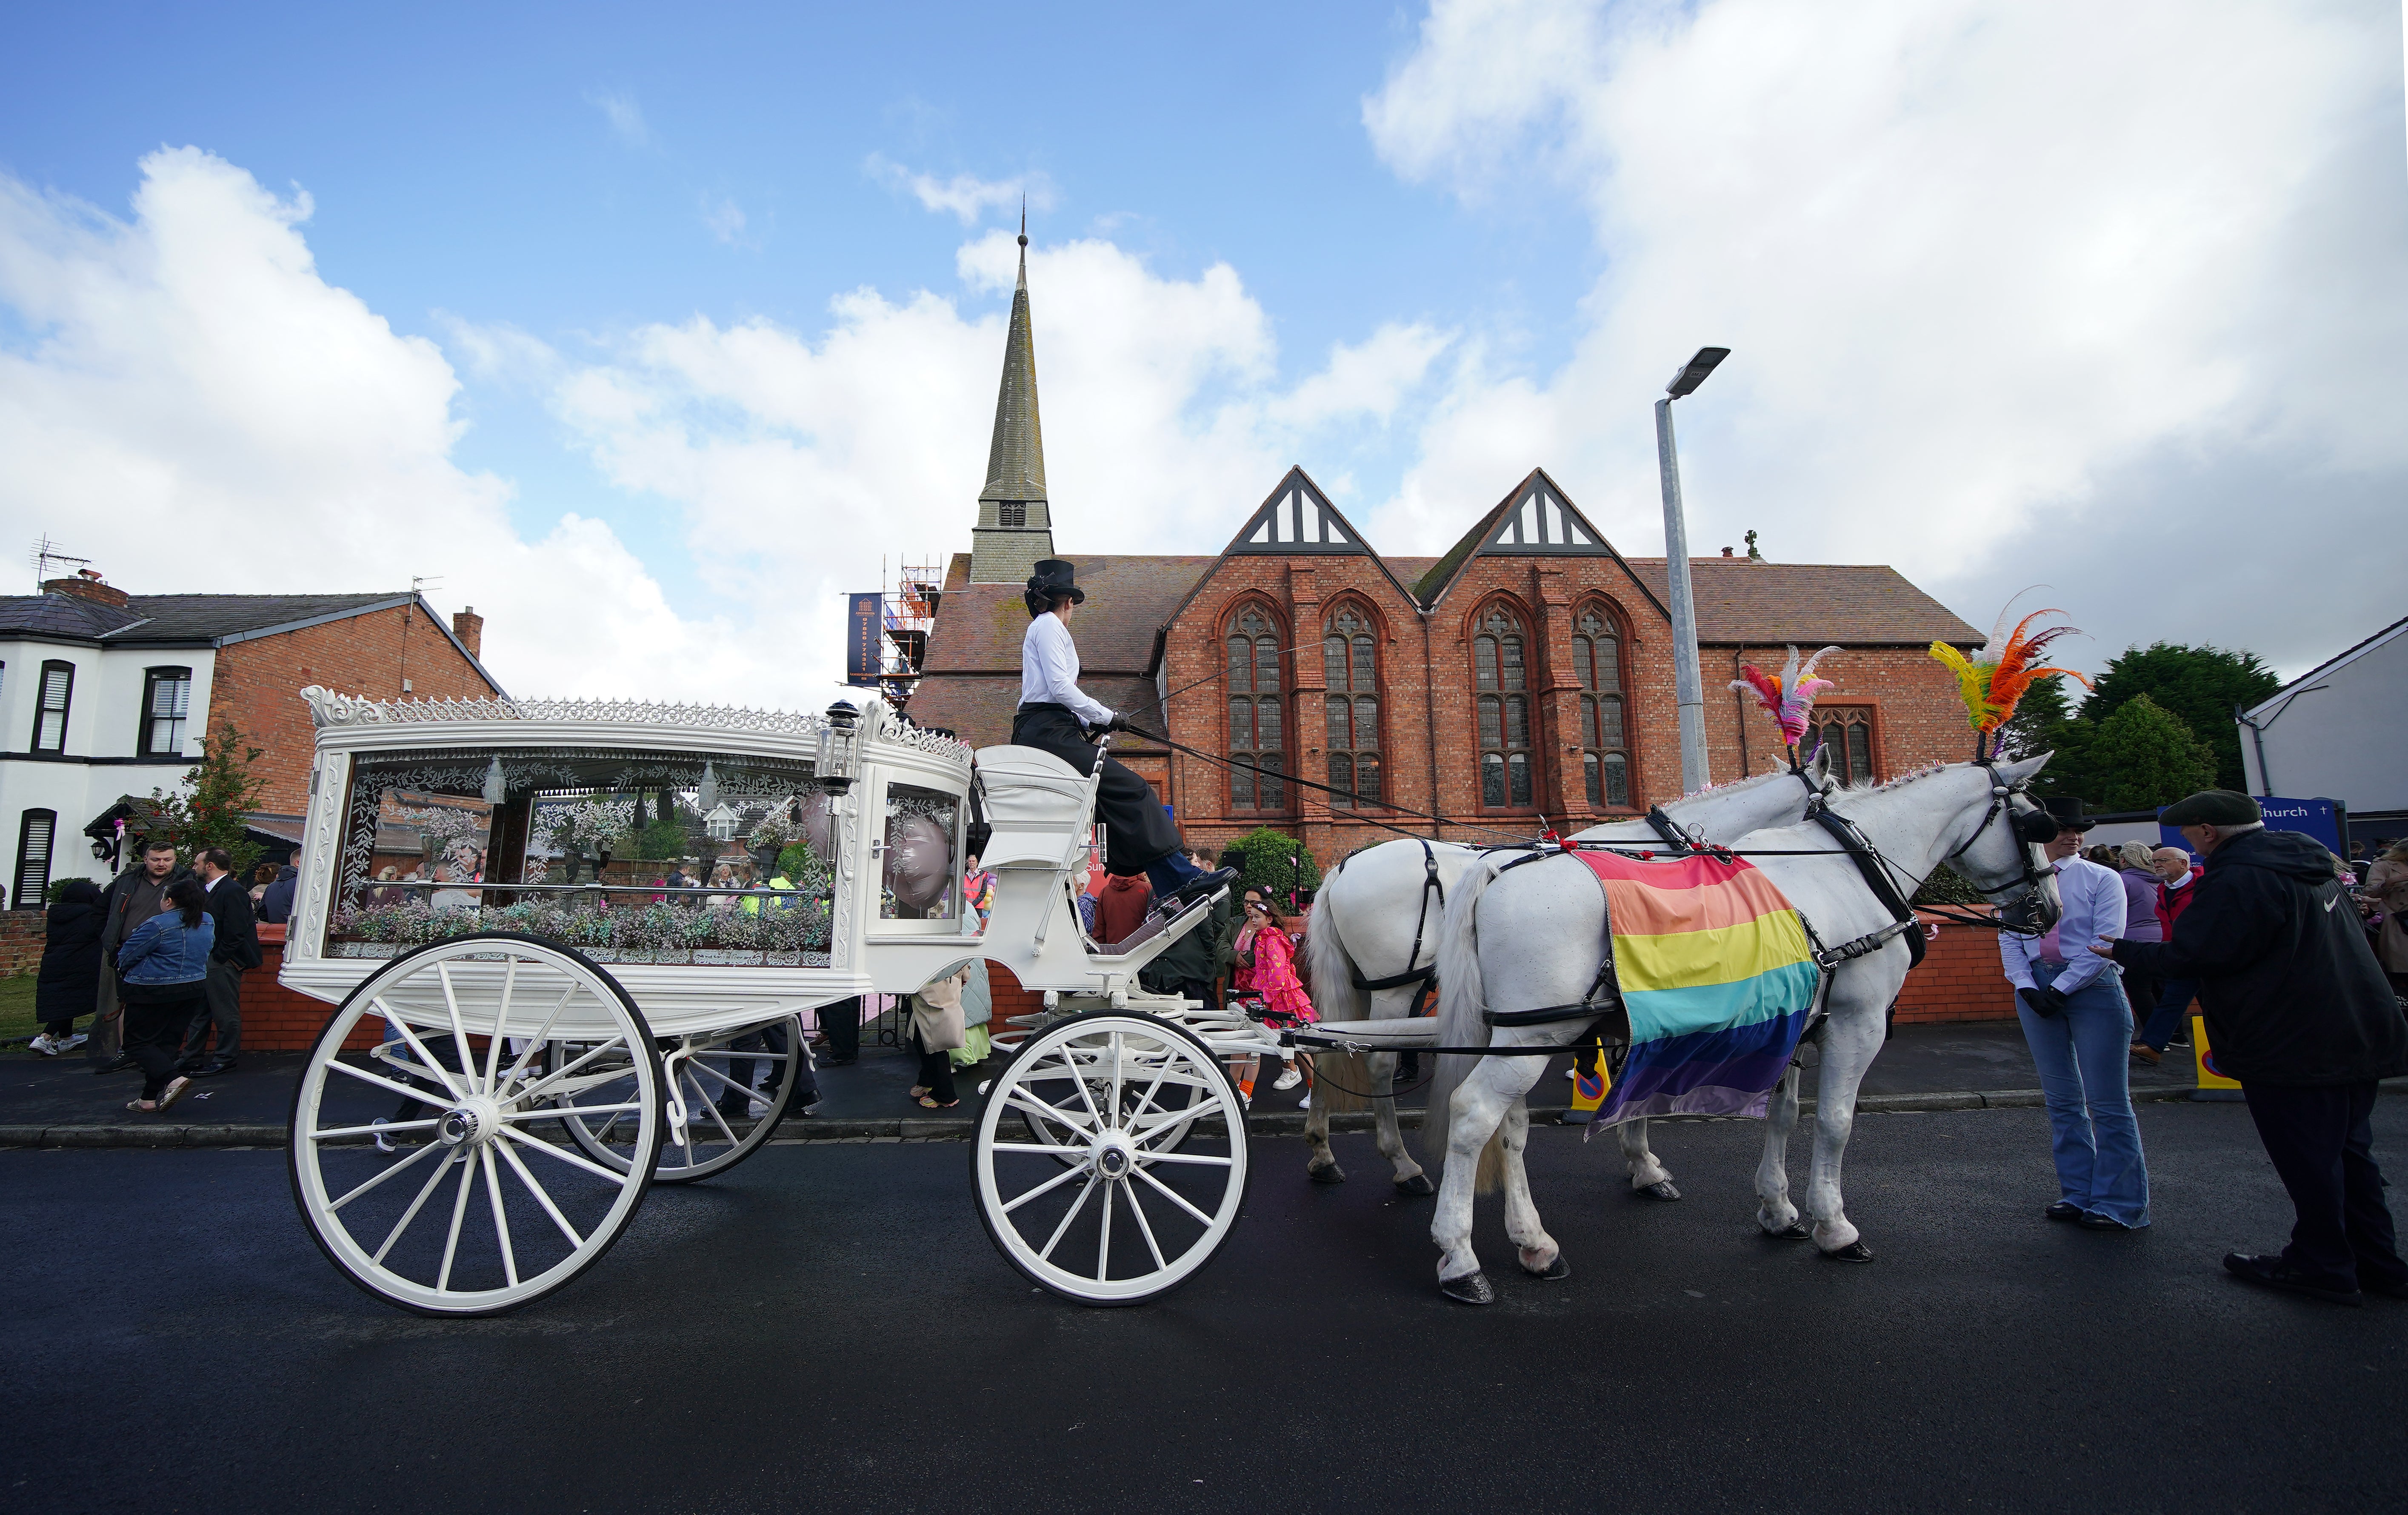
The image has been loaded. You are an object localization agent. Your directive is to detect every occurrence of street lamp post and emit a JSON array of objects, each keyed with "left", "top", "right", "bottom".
[{"left": 1654, "top": 346, "right": 1729, "bottom": 796}]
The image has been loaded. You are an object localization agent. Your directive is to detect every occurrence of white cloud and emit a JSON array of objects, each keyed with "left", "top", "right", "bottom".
[
  {"left": 586, "top": 89, "right": 651, "bottom": 149},
  {"left": 0, "top": 147, "right": 804, "bottom": 706},
  {"left": 700, "top": 194, "right": 749, "bottom": 246},
  {"left": 1361, "top": 0, "right": 2408, "bottom": 675},
  {"left": 866, "top": 155, "right": 1057, "bottom": 226}
]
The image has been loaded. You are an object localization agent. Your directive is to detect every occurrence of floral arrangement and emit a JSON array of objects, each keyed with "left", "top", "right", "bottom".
[{"left": 332, "top": 892, "right": 832, "bottom": 961}]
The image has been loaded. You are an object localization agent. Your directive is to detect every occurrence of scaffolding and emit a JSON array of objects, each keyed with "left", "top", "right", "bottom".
[{"left": 874, "top": 557, "right": 945, "bottom": 708}]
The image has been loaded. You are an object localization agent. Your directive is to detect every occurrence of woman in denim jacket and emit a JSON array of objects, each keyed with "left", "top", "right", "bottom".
[{"left": 116, "top": 875, "right": 214, "bottom": 1113}]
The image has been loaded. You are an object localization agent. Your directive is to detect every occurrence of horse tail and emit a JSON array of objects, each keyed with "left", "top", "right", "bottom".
[{"left": 1423, "top": 852, "right": 1501, "bottom": 1170}]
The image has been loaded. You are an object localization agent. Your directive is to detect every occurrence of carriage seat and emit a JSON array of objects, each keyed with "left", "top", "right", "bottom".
[{"left": 973, "top": 745, "right": 1095, "bottom": 869}]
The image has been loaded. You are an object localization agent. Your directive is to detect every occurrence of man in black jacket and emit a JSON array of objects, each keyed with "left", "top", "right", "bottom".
[
  {"left": 2100, "top": 791, "right": 2408, "bottom": 1305},
  {"left": 182, "top": 846, "right": 262, "bottom": 1077}
]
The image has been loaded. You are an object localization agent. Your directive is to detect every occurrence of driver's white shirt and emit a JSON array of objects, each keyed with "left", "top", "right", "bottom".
[{"left": 1020, "top": 613, "right": 1113, "bottom": 727}]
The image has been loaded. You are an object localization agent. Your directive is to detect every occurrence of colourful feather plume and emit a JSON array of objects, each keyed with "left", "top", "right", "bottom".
[
  {"left": 1730, "top": 645, "right": 1842, "bottom": 750},
  {"left": 1931, "top": 603, "right": 2091, "bottom": 737}
]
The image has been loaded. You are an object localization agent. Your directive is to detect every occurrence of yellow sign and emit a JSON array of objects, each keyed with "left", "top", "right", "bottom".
[
  {"left": 2191, "top": 1015, "right": 2241, "bottom": 1092},
  {"left": 1568, "top": 1043, "right": 1611, "bottom": 1121}
]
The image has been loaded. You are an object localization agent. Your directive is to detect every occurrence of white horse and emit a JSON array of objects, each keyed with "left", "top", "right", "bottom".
[
  {"left": 1422, "top": 755, "right": 2061, "bottom": 1303},
  {"left": 1300, "top": 752, "right": 1834, "bottom": 1196}
]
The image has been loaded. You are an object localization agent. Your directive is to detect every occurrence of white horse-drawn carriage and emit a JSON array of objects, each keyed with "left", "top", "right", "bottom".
[{"left": 280, "top": 689, "right": 1274, "bottom": 1315}]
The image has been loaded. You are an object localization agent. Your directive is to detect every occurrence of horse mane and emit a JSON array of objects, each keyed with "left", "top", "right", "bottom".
[
  {"left": 1673, "top": 763, "right": 1804, "bottom": 804},
  {"left": 1843, "top": 760, "right": 1950, "bottom": 796}
]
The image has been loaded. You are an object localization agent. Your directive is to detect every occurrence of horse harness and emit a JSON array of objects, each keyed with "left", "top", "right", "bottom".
[{"left": 1337, "top": 838, "right": 1447, "bottom": 1018}]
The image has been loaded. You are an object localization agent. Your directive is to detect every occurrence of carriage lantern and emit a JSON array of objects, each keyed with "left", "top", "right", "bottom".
[{"left": 816, "top": 701, "right": 861, "bottom": 792}]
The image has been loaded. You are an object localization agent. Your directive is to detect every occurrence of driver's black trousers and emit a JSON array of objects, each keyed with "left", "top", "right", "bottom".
[{"left": 1010, "top": 703, "right": 1182, "bottom": 878}]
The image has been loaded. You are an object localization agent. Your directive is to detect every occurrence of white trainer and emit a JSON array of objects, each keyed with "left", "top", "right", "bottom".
[
  {"left": 28, "top": 1033, "right": 61, "bottom": 1056},
  {"left": 1271, "top": 1066, "right": 1303, "bottom": 1092}
]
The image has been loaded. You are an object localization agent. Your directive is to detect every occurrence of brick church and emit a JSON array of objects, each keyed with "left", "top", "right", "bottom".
[{"left": 909, "top": 235, "right": 1986, "bottom": 869}]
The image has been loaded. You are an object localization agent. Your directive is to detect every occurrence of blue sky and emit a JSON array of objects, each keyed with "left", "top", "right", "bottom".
[{"left": 2, "top": 2, "right": 2402, "bottom": 705}]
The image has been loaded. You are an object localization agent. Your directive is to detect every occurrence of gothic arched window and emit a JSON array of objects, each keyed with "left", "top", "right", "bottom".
[
  {"left": 1322, "top": 607, "right": 1380, "bottom": 807},
  {"left": 1473, "top": 606, "right": 1532, "bottom": 809},
  {"left": 1809, "top": 706, "right": 1877, "bottom": 786},
  {"left": 1571, "top": 606, "right": 1629, "bottom": 808},
  {"left": 997, "top": 501, "right": 1027, "bottom": 527},
  {"left": 1226, "top": 606, "right": 1285, "bottom": 811}
]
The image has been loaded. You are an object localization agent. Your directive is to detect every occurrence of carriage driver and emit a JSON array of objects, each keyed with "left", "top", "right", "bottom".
[{"left": 1011, "top": 559, "right": 1238, "bottom": 916}]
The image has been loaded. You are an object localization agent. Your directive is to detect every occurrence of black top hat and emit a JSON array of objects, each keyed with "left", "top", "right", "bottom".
[
  {"left": 1023, "top": 559, "right": 1085, "bottom": 616},
  {"left": 2042, "top": 796, "right": 2096, "bottom": 833}
]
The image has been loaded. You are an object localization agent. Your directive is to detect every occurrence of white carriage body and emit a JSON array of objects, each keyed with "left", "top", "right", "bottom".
[{"left": 278, "top": 686, "right": 1215, "bottom": 1042}]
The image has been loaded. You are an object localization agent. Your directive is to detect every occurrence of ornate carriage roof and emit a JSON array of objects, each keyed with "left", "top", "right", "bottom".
[{"left": 298, "top": 686, "right": 973, "bottom": 770}]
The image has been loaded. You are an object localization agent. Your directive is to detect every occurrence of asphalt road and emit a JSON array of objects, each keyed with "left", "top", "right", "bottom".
[{"left": 6, "top": 1100, "right": 2406, "bottom": 1514}]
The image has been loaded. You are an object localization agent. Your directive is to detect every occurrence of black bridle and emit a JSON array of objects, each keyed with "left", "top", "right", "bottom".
[{"left": 1334, "top": 838, "right": 1447, "bottom": 1017}]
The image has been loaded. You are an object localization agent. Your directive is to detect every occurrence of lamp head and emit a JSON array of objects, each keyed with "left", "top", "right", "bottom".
[{"left": 1665, "top": 346, "right": 1731, "bottom": 398}]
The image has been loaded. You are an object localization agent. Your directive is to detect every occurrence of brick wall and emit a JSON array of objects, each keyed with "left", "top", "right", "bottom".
[
  {"left": 1151, "top": 553, "right": 1978, "bottom": 872},
  {"left": 0, "top": 911, "right": 43, "bottom": 977},
  {"left": 1892, "top": 915, "right": 2020, "bottom": 1024},
  {"left": 211, "top": 603, "right": 499, "bottom": 816}
]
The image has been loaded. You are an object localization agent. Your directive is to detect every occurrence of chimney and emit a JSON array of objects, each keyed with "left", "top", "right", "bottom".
[
  {"left": 1720, "top": 546, "right": 1734, "bottom": 557},
  {"left": 44, "top": 569, "right": 131, "bottom": 609},
  {"left": 451, "top": 606, "right": 484, "bottom": 659}
]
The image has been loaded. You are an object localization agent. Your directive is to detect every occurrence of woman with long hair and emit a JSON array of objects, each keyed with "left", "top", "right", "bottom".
[{"left": 114, "top": 875, "right": 214, "bottom": 1114}]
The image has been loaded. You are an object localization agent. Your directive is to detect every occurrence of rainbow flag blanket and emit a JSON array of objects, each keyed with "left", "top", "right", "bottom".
[{"left": 1570, "top": 848, "right": 1822, "bottom": 1126}]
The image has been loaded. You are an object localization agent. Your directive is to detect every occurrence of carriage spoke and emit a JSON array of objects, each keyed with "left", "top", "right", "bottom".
[
  {"left": 685, "top": 1059, "right": 760, "bottom": 1101},
  {"left": 499, "top": 1123, "right": 634, "bottom": 1183},
  {"left": 1108, "top": 1033, "right": 1124, "bottom": 1135},
  {"left": 497, "top": 982, "right": 583, "bottom": 1087},
  {"left": 482, "top": 958, "right": 520, "bottom": 1092},
  {"left": 1096, "top": 1176, "right": 1114, "bottom": 1282},
  {"left": 481, "top": 1147, "right": 519, "bottom": 1289},
  {"left": 517, "top": 1036, "right": 628, "bottom": 1104},
  {"left": 1131, "top": 1164, "right": 1217, "bottom": 1227},
  {"left": 1037, "top": 1174, "right": 1099, "bottom": 1262},
  {"left": 436, "top": 1152, "right": 477, "bottom": 1292},
  {"left": 496, "top": 1132, "right": 584, "bottom": 1249},
  {"left": 693, "top": 1072, "right": 740, "bottom": 1149},
  {"left": 327, "top": 1058, "right": 454, "bottom": 1109},
  {"left": 999, "top": 1159, "right": 1091, "bottom": 1213},
  {"left": 313, "top": 1118, "right": 441, "bottom": 1143},
  {"left": 1121, "top": 1178, "right": 1167, "bottom": 1272},
  {"left": 1004, "top": 1091, "right": 1094, "bottom": 1136},
  {"left": 435, "top": 962, "right": 477, "bottom": 1095},
  {"left": 329, "top": 1134, "right": 443, "bottom": 1212},
  {"left": 501, "top": 1102, "right": 645, "bottom": 1121},
  {"left": 1129, "top": 1149, "right": 1232, "bottom": 1168},
  {"left": 372, "top": 1147, "right": 465, "bottom": 1263},
  {"left": 374, "top": 1000, "right": 466, "bottom": 1101}
]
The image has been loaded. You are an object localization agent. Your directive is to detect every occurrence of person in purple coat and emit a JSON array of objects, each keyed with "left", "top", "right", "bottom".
[{"left": 2112, "top": 841, "right": 2166, "bottom": 1065}]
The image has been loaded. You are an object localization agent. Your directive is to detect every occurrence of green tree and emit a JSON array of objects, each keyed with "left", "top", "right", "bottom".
[
  {"left": 145, "top": 720, "right": 268, "bottom": 877},
  {"left": 2083, "top": 693, "right": 2219, "bottom": 811},
  {"left": 1224, "top": 826, "right": 1322, "bottom": 905},
  {"left": 2083, "top": 642, "right": 2279, "bottom": 792}
]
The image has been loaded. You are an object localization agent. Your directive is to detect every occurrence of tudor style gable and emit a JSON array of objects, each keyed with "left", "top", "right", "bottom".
[{"left": 1225, "top": 468, "right": 1369, "bottom": 556}]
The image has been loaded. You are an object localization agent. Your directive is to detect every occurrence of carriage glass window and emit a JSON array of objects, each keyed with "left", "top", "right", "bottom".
[
  {"left": 326, "top": 746, "right": 833, "bottom": 966},
  {"left": 1571, "top": 608, "right": 1629, "bottom": 808},
  {"left": 1809, "top": 708, "right": 1877, "bottom": 786},
  {"left": 1473, "top": 608, "right": 1531, "bottom": 809},
  {"left": 1321, "top": 607, "right": 1380, "bottom": 808},
  {"left": 1227, "top": 605, "right": 1285, "bottom": 811},
  {"left": 31, "top": 661, "right": 73, "bottom": 753},
  {"left": 137, "top": 667, "right": 191, "bottom": 757},
  {"left": 879, "top": 782, "right": 960, "bottom": 921}
]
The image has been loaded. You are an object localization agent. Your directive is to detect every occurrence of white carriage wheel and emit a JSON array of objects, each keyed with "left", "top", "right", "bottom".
[
  {"left": 974, "top": 1011, "right": 1249, "bottom": 1306},
  {"left": 558, "top": 1015, "right": 802, "bottom": 1185},
  {"left": 287, "top": 933, "right": 664, "bottom": 1317}
]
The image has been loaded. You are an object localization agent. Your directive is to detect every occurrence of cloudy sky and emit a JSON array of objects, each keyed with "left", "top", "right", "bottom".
[{"left": 1, "top": 1, "right": 2400, "bottom": 708}]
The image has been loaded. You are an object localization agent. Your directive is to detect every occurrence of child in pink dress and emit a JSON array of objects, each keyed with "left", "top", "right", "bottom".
[{"left": 1234, "top": 889, "right": 1316, "bottom": 1097}]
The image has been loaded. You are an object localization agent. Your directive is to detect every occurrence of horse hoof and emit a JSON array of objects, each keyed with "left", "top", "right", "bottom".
[
  {"left": 1820, "top": 1239, "right": 1876, "bottom": 1263},
  {"left": 1394, "top": 1174, "right": 1436, "bottom": 1198},
  {"left": 1637, "top": 1180, "right": 1682, "bottom": 1202},
  {"left": 1308, "top": 1163, "right": 1346, "bottom": 1186},
  {"left": 1765, "top": 1221, "right": 1812, "bottom": 1241},
  {"left": 1440, "top": 1270, "right": 1495, "bottom": 1306},
  {"left": 1522, "top": 1254, "right": 1571, "bottom": 1281}
]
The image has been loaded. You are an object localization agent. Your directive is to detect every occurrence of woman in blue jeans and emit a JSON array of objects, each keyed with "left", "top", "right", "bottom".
[
  {"left": 2001, "top": 803, "right": 2149, "bottom": 1230},
  {"left": 115, "top": 875, "right": 214, "bottom": 1115}
]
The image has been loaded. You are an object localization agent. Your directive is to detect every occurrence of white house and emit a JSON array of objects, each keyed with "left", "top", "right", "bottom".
[{"left": 2237, "top": 614, "right": 2408, "bottom": 818}]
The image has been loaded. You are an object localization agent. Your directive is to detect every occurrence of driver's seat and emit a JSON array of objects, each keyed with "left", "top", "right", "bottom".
[{"left": 973, "top": 745, "right": 1096, "bottom": 869}]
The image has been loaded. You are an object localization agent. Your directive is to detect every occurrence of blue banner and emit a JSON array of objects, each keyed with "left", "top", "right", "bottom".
[
  {"left": 2160, "top": 795, "right": 2341, "bottom": 859},
  {"left": 845, "top": 592, "right": 885, "bottom": 687}
]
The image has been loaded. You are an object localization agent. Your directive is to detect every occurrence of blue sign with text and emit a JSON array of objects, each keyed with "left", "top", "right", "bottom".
[
  {"left": 845, "top": 592, "right": 885, "bottom": 687},
  {"left": 2159, "top": 796, "right": 2341, "bottom": 860}
]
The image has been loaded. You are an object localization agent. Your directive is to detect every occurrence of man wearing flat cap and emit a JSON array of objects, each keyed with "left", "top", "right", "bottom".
[
  {"left": 1013, "top": 560, "right": 1236, "bottom": 915},
  {"left": 2094, "top": 790, "right": 2408, "bottom": 1306}
]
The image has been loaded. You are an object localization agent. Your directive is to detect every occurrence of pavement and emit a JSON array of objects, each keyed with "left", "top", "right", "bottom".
[
  {"left": 0, "top": 1018, "right": 2362, "bottom": 1147},
  {"left": 4, "top": 1101, "right": 2405, "bottom": 1513}
]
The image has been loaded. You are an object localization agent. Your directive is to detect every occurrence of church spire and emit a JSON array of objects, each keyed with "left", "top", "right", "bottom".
[{"left": 967, "top": 205, "right": 1055, "bottom": 582}]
